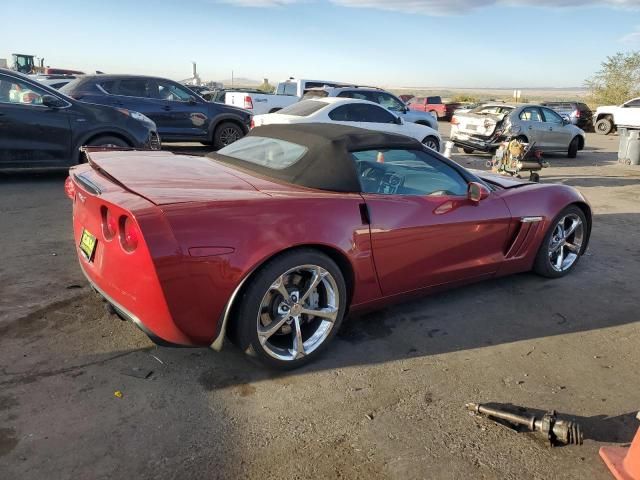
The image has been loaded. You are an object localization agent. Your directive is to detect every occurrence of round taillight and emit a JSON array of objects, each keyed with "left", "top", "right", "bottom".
[
  {"left": 101, "top": 207, "right": 117, "bottom": 241},
  {"left": 119, "top": 216, "right": 139, "bottom": 252},
  {"left": 64, "top": 176, "right": 75, "bottom": 200}
]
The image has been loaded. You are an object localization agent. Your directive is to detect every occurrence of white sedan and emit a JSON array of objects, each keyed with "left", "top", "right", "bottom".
[{"left": 252, "top": 97, "right": 443, "bottom": 152}]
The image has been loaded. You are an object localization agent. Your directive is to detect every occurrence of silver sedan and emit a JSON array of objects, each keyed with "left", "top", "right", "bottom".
[{"left": 450, "top": 104, "right": 586, "bottom": 158}]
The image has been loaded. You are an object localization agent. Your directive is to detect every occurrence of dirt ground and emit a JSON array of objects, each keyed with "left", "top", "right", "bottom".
[{"left": 1, "top": 131, "right": 639, "bottom": 480}]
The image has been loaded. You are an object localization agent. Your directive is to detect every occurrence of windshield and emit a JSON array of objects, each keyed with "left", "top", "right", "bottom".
[
  {"left": 217, "top": 136, "right": 308, "bottom": 170},
  {"left": 277, "top": 100, "right": 327, "bottom": 117}
]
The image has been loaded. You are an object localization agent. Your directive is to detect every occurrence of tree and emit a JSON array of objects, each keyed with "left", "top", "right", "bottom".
[
  {"left": 258, "top": 78, "right": 275, "bottom": 93},
  {"left": 586, "top": 51, "right": 640, "bottom": 106}
]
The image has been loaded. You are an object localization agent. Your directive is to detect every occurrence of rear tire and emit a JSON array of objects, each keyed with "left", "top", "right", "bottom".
[
  {"left": 595, "top": 118, "right": 613, "bottom": 135},
  {"left": 230, "top": 249, "right": 347, "bottom": 370},
  {"left": 213, "top": 122, "right": 243, "bottom": 150},
  {"left": 533, "top": 206, "right": 587, "bottom": 279},
  {"left": 568, "top": 137, "right": 579, "bottom": 158}
]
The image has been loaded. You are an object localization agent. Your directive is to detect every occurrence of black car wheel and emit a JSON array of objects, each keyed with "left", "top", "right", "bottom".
[
  {"left": 230, "top": 249, "right": 347, "bottom": 370},
  {"left": 87, "top": 136, "right": 129, "bottom": 148},
  {"left": 567, "top": 137, "right": 579, "bottom": 158},
  {"left": 595, "top": 118, "right": 613, "bottom": 135},
  {"left": 213, "top": 122, "right": 243, "bottom": 150},
  {"left": 533, "top": 206, "right": 587, "bottom": 278}
]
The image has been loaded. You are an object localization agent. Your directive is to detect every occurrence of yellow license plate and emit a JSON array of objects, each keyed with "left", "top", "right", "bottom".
[{"left": 79, "top": 229, "right": 97, "bottom": 261}]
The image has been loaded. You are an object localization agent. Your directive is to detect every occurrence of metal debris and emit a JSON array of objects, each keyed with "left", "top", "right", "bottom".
[
  {"left": 121, "top": 368, "right": 153, "bottom": 379},
  {"left": 466, "top": 403, "right": 583, "bottom": 446}
]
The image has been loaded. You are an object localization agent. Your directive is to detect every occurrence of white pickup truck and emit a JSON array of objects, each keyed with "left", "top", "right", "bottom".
[
  {"left": 226, "top": 78, "right": 350, "bottom": 115},
  {"left": 594, "top": 97, "right": 640, "bottom": 134}
]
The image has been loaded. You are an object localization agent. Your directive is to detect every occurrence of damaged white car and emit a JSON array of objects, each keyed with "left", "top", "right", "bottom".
[{"left": 450, "top": 104, "right": 586, "bottom": 158}]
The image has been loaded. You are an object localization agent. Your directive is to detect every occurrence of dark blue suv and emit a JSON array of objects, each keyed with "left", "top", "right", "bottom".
[{"left": 61, "top": 75, "right": 251, "bottom": 149}]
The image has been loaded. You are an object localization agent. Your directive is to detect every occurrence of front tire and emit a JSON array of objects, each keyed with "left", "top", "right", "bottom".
[
  {"left": 86, "top": 136, "right": 129, "bottom": 148},
  {"left": 568, "top": 137, "right": 579, "bottom": 158},
  {"left": 533, "top": 206, "right": 587, "bottom": 278},
  {"left": 231, "top": 250, "right": 347, "bottom": 370},
  {"left": 213, "top": 122, "right": 243, "bottom": 150}
]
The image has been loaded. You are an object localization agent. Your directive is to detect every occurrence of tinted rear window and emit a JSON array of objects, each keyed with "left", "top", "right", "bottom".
[
  {"left": 277, "top": 100, "right": 327, "bottom": 116},
  {"left": 217, "top": 136, "right": 307, "bottom": 170},
  {"left": 427, "top": 96, "right": 442, "bottom": 104}
]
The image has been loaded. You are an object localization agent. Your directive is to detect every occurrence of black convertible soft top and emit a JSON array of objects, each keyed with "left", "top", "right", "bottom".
[{"left": 207, "top": 123, "right": 425, "bottom": 192}]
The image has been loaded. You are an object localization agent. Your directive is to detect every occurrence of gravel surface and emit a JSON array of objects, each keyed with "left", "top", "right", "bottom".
[{"left": 1, "top": 131, "right": 638, "bottom": 479}]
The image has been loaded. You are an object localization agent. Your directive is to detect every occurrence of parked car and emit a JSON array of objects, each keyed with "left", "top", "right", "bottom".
[
  {"left": 224, "top": 78, "right": 352, "bottom": 115},
  {"left": 301, "top": 86, "right": 439, "bottom": 131},
  {"left": 61, "top": 75, "right": 251, "bottom": 148},
  {"left": 540, "top": 101, "right": 593, "bottom": 130},
  {"left": 253, "top": 98, "right": 442, "bottom": 151},
  {"left": 450, "top": 104, "right": 586, "bottom": 157},
  {"left": 593, "top": 97, "right": 640, "bottom": 135},
  {"left": 0, "top": 68, "right": 160, "bottom": 168},
  {"left": 67, "top": 123, "right": 592, "bottom": 369},
  {"left": 408, "top": 96, "right": 460, "bottom": 120}
]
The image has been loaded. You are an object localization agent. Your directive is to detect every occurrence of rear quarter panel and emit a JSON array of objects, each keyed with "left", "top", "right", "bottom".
[{"left": 160, "top": 191, "right": 380, "bottom": 344}]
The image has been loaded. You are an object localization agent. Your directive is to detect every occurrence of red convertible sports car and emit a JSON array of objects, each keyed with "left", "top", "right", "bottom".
[{"left": 67, "top": 124, "right": 591, "bottom": 369}]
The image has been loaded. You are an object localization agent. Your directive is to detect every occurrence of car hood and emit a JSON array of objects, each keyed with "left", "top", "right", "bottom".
[
  {"left": 469, "top": 169, "right": 533, "bottom": 189},
  {"left": 85, "top": 149, "right": 265, "bottom": 205}
]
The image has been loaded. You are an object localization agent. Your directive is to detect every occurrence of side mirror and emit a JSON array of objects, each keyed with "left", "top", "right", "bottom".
[
  {"left": 395, "top": 116, "right": 403, "bottom": 125},
  {"left": 188, "top": 96, "right": 198, "bottom": 105},
  {"left": 41, "top": 95, "right": 66, "bottom": 108},
  {"left": 468, "top": 182, "right": 490, "bottom": 203}
]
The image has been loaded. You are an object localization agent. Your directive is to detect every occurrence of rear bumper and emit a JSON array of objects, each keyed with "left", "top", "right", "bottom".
[
  {"left": 451, "top": 133, "right": 503, "bottom": 152},
  {"left": 81, "top": 265, "right": 181, "bottom": 347}
]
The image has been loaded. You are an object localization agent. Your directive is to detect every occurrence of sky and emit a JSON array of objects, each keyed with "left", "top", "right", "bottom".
[{"left": 2, "top": 0, "right": 640, "bottom": 88}]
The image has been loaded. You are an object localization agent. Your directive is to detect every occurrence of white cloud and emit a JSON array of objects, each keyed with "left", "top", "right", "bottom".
[
  {"left": 621, "top": 26, "right": 640, "bottom": 43},
  {"left": 218, "top": 0, "right": 640, "bottom": 14},
  {"left": 331, "top": 0, "right": 640, "bottom": 15}
]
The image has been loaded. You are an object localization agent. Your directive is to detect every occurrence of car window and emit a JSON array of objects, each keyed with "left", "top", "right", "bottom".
[
  {"left": 277, "top": 100, "right": 327, "bottom": 116},
  {"left": 624, "top": 99, "right": 640, "bottom": 108},
  {"left": 352, "top": 149, "right": 468, "bottom": 196},
  {"left": 97, "top": 80, "right": 116, "bottom": 94},
  {"left": 116, "top": 79, "right": 154, "bottom": 98},
  {"left": 542, "top": 108, "right": 563, "bottom": 123},
  {"left": 337, "top": 91, "right": 368, "bottom": 101},
  {"left": 0, "top": 74, "right": 50, "bottom": 105},
  {"left": 217, "top": 136, "right": 307, "bottom": 170},
  {"left": 520, "top": 107, "right": 542, "bottom": 122},
  {"left": 156, "top": 80, "right": 194, "bottom": 102},
  {"left": 330, "top": 103, "right": 396, "bottom": 123},
  {"left": 471, "top": 105, "right": 510, "bottom": 115},
  {"left": 427, "top": 96, "right": 442, "bottom": 104},
  {"left": 277, "top": 82, "right": 297, "bottom": 96},
  {"left": 374, "top": 92, "right": 405, "bottom": 112}
]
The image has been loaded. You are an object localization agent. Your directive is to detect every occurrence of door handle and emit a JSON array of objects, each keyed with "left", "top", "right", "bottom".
[{"left": 162, "top": 106, "right": 171, "bottom": 111}]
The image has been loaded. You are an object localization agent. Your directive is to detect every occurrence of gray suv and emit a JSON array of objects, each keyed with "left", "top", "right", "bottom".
[{"left": 303, "top": 86, "right": 439, "bottom": 131}]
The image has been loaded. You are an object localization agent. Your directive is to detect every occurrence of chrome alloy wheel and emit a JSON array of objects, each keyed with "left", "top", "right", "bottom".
[
  {"left": 219, "top": 126, "right": 240, "bottom": 146},
  {"left": 257, "top": 265, "right": 340, "bottom": 362},
  {"left": 423, "top": 137, "right": 439, "bottom": 151},
  {"left": 548, "top": 213, "right": 584, "bottom": 272}
]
